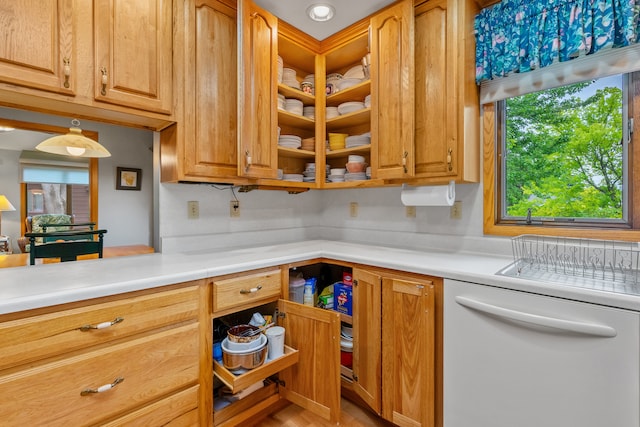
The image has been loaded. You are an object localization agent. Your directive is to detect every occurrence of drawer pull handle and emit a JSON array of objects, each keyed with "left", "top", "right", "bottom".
[
  {"left": 81, "top": 377, "right": 124, "bottom": 396},
  {"left": 63, "top": 57, "right": 71, "bottom": 88},
  {"left": 79, "top": 316, "right": 124, "bottom": 331},
  {"left": 240, "top": 285, "right": 262, "bottom": 294}
]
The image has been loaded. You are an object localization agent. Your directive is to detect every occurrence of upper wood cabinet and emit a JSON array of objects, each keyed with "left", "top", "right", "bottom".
[
  {"left": 0, "top": 0, "right": 77, "bottom": 96},
  {"left": 161, "top": 0, "right": 240, "bottom": 183},
  {"left": 412, "top": 0, "right": 480, "bottom": 183},
  {"left": 238, "top": 0, "right": 279, "bottom": 179},
  {"left": 370, "top": 0, "right": 415, "bottom": 180},
  {"left": 94, "top": 0, "right": 173, "bottom": 114}
]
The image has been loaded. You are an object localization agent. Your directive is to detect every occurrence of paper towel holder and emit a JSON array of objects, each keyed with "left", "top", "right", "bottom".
[{"left": 400, "top": 180, "right": 456, "bottom": 206}]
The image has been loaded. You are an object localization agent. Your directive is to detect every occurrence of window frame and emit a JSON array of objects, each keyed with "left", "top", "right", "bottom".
[
  {"left": 0, "top": 118, "right": 99, "bottom": 236},
  {"left": 483, "top": 71, "right": 640, "bottom": 241}
]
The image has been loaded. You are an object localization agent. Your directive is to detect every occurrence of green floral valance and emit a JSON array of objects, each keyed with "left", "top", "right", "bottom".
[{"left": 474, "top": 0, "right": 640, "bottom": 83}]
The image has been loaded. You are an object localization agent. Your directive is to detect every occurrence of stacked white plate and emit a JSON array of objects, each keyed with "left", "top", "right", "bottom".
[
  {"left": 277, "top": 93, "right": 286, "bottom": 110},
  {"left": 303, "top": 163, "right": 315, "bottom": 182},
  {"left": 282, "top": 173, "right": 303, "bottom": 182},
  {"left": 364, "top": 94, "right": 371, "bottom": 108},
  {"left": 337, "top": 78, "right": 362, "bottom": 91},
  {"left": 345, "top": 172, "right": 367, "bottom": 181},
  {"left": 338, "top": 101, "right": 365, "bottom": 115},
  {"left": 285, "top": 98, "right": 303, "bottom": 115},
  {"left": 304, "top": 74, "right": 315, "bottom": 85},
  {"left": 277, "top": 56, "right": 283, "bottom": 83},
  {"left": 303, "top": 106, "right": 315, "bottom": 120},
  {"left": 344, "top": 65, "right": 366, "bottom": 79},
  {"left": 349, "top": 154, "right": 366, "bottom": 163},
  {"left": 278, "top": 135, "right": 301, "bottom": 149},
  {"left": 345, "top": 133, "right": 371, "bottom": 148},
  {"left": 277, "top": 169, "right": 284, "bottom": 180},
  {"left": 366, "top": 166, "right": 371, "bottom": 179},
  {"left": 328, "top": 174, "right": 345, "bottom": 183},
  {"left": 282, "top": 68, "right": 300, "bottom": 89},
  {"left": 326, "top": 106, "right": 339, "bottom": 119}
]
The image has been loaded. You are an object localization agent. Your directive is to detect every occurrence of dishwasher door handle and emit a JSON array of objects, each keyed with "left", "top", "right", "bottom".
[{"left": 455, "top": 296, "right": 617, "bottom": 337}]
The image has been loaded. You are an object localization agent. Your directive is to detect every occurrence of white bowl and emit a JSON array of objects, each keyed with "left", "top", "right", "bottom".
[
  {"left": 348, "top": 155, "right": 365, "bottom": 163},
  {"left": 331, "top": 168, "right": 346, "bottom": 176},
  {"left": 222, "top": 333, "right": 267, "bottom": 352}
]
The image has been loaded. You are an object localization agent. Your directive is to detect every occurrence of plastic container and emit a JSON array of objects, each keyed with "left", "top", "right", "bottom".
[
  {"left": 303, "top": 284, "right": 314, "bottom": 306},
  {"left": 340, "top": 337, "right": 353, "bottom": 368},
  {"left": 289, "top": 277, "right": 305, "bottom": 304}
]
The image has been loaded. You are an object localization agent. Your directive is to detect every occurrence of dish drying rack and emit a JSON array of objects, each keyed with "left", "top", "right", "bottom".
[{"left": 506, "top": 234, "right": 640, "bottom": 286}]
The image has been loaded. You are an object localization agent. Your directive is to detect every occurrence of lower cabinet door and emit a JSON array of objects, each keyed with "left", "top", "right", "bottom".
[
  {"left": 382, "top": 276, "right": 436, "bottom": 427},
  {"left": 0, "top": 323, "right": 199, "bottom": 426},
  {"left": 278, "top": 299, "right": 342, "bottom": 424}
]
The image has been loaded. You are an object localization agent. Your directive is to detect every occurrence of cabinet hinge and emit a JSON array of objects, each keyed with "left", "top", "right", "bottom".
[
  {"left": 353, "top": 279, "right": 358, "bottom": 286},
  {"left": 629, "top": 118, "right": 634, "bottom": 143},
  {"left": 273, "top": 308, "right": 286, "bottom": 321}
]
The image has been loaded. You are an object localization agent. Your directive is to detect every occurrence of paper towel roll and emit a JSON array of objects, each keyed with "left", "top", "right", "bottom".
[{"left": 400, "top": 181, "right": 455, "bottom": 206}]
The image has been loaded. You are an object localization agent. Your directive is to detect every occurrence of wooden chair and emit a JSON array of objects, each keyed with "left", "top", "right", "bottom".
[{"left": 24, "top": 226, "right": 107, "bottom": 265}]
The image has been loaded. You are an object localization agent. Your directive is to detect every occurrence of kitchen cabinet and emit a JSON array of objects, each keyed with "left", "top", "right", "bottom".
[
  {"left": 0, "top": 1, "right": 174, "bottom": 130},
  {"left": 351, "top": 267, "right": 440, "bottom": 427},
  {"left": 369, "top": 0, "right": 415, "bottom": 181},
  {"left": 287, "top": 261, "right": 442, "bottom": 426},
  {"left": 93, "top": 0, "right": 173, "bottom": 114},
  {"left": 0, "top": 282, "right": 202, "bottom": 426},
  {"left": 210, "top": 266, "right": 341, "bottom": 425},
  {"left": 0, "top": 0, "right": 77, "bottom": 96},
  {"left": 410, "top": 0, "right": 480, "bottom": 184},
  {"left": 380, "top": 271, "right": 438, "bottom": 427},
  {"left": 162, "top": 0, "right": 242, "bottom": 183},
  {"left": 238, "top": 0, "right": 279, "bottom": 180}
]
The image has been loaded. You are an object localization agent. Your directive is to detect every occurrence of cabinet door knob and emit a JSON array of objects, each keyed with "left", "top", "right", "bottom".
[
  {"left": 402, "top": 151, "right": 408, "bottom": 173},
  {"left": 80, "top": 377, "right": 124, "bottom": 396},
  {"left": 63, "top": 57, "right": 71, "bottom": 88},
  {"left": 100, "top": 67, "right": 108, "bottom": 95}
]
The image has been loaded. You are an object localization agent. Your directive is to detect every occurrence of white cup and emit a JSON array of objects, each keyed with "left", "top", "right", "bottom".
[{"left": 266, "top": 326, "right": 285, "bottom": 359}]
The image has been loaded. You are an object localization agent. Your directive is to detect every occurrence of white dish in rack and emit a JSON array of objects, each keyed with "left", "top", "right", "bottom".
[{"left": 338, "top": 101, "right": 365, "bottom": 115}]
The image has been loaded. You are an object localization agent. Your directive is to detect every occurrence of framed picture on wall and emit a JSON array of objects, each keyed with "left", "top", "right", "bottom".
[{"left": 116, "top": 167, "right": 142, "bottom": 191}]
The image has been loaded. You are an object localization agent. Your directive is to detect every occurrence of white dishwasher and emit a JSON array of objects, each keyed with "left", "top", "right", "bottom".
[{"left": 444, "top": 278, "right": 640, "bottom": 427}]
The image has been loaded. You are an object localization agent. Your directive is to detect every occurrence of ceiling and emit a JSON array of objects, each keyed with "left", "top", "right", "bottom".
[{"left": 253, "top": 0, "right": 397, "bottom": 40}]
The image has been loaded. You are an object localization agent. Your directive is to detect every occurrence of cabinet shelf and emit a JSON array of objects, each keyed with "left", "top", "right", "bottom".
[
  {"left": 278, "top": 146, "right": 316, "bottom": 159},
  {"left": 326, "top": 108, "right": 370, "bottom": 130},
  {"left": 213, "top": 345, "right": 299, "bottom": 394},
  {"left": 278, "top": 83, "right": 315, "bottom": 105},
  {"left": 326, "top": 144, "right": 371, "bottom": 158},
  {"left": 278, "top": 109, "right": 315, "bottom": 130},
  {"left": 327, "top": 80, "right": 371, "bottom": 106}
]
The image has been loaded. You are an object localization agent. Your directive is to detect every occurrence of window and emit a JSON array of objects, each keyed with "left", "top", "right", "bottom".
[
  {"left": 500, "top": 74, "right": 627, "bottom": 226},
  {"left": 483, "top": 71, "right": 640, "bottom": 240}
]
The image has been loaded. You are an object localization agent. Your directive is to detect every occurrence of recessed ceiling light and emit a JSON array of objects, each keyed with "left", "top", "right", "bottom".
[{"left": 307, "top": 4, "right": 335, "bottom": 22}]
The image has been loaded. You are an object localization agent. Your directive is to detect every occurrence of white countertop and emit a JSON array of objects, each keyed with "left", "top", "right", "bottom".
[{"left": 1, "top": 240, "right": 640, "bottom": 314}]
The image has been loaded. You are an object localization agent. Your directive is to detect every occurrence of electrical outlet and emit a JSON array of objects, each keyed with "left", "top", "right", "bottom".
[
  {"left": 406, "top": 206, "right": 416, "bottom": 218},
  {"left": 450, "top": 201, "right": 462, "bottom": 219},
  {"left": 350, "top": 202, "right": 358, "bottom": 217},
  {"left": 230, "top": 200, "right": 240, "bottom": 217},
  {"left": 187, "top": 201, "right": 199, "bottom": 219}
]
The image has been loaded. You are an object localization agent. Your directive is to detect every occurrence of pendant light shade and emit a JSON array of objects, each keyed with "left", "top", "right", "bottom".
[{"left": 36, "top": 119, "right": 111, "bottom": 158}]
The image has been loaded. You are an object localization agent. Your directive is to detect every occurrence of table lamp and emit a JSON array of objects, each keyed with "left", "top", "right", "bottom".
[{"left": 0, "top": 195, "right": 16, "bottom": 236}]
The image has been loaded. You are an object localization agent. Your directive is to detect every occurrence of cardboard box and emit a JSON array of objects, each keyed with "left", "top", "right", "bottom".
[{"left": 333, "top": 282, "right": 352, "bottom": 315}]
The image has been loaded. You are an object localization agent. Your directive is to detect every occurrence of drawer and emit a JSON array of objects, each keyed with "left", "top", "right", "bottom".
[
  {"left": 213, "top": 269, "right": 281, "bottom": 313},
  {"left": 0, "top": 323, "right": 199, "bottom": 427},
  {"left": 0, "top": 284, "right": 199, "bottom": 371},
  {"left": 101, "top": 385, "right": 200, "bottom": 427}
]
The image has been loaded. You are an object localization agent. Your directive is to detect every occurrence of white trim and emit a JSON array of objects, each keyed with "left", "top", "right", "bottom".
[{"left": 480, "top": 44, "right": 640, "bottom": 104}]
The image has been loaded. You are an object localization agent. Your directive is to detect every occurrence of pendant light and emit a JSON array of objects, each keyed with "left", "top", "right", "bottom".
[{"left": 36, "top": 119, "right": 111, "bottom": 158}]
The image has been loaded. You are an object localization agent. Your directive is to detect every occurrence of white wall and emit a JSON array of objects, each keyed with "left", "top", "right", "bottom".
[{"left": 0, "top": 107, "right": 153, "bottom": 252}]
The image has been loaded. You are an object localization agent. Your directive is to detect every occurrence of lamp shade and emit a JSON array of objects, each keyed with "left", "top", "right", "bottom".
[
  {"left": 36, "top": 127, "right": 111, "bottom": 158},
  {"left": 0, "top": 195, "right": 15, "bottom": 212}
]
